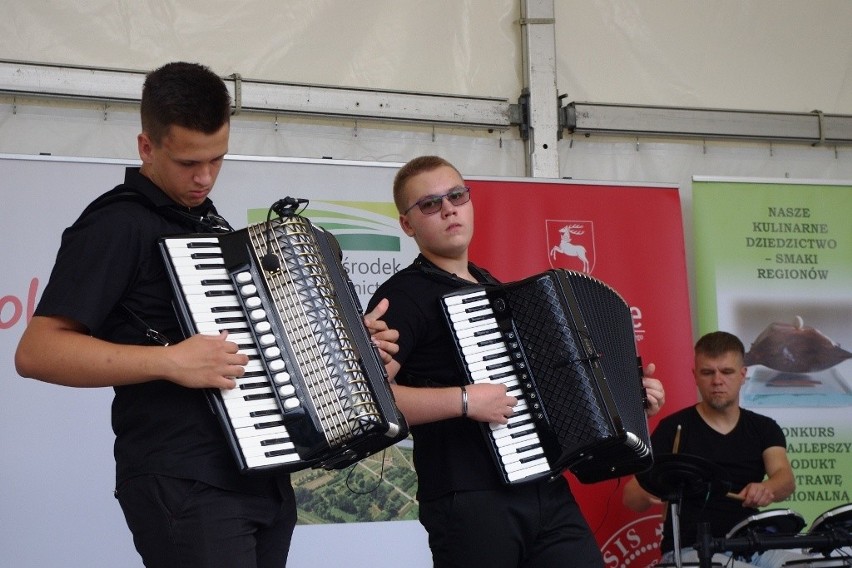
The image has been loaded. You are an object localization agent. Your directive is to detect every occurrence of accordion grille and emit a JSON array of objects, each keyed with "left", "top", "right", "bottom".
[
  {"left": 503, "top": 275, "right": 615, "bottom": 455},
  {"left": 247, "top": 216, "right": 382, "bottom": 446}
]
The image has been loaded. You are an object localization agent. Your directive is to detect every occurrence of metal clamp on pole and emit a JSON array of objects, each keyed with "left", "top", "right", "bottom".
[
  {"left": 812, "top": 109, "right": 825, "bottom": 146},
  {"left": 229, "top": 72, "right": 242, "bottom": 116}
]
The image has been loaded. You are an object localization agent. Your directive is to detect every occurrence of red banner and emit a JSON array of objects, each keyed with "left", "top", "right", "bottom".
[{"left": 467, "top": 178, "right": 694, "bottom": 566}]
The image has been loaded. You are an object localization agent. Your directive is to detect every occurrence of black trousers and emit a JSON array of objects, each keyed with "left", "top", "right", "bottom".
[
  {"left": 418, "top": 478, "right": 604, "bottom": 568},
  {"left": 116, "top": 474, "right": 296, "bottom": 568}
]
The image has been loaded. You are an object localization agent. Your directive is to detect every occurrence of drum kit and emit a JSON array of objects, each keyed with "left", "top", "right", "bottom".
[
  {"left": 782, "top": 504, "right": 852, "bottom": 567},
  {"left": 636, "top": 453, "right": 852, "bottom": 568}
]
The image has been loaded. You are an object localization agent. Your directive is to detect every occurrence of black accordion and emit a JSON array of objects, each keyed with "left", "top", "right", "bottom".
[
  {"left": 441, "top": 269, "right": 652, "bottom": 485},
  {"left": 159, "top": 211, "right": 408, "bottom": 473}
]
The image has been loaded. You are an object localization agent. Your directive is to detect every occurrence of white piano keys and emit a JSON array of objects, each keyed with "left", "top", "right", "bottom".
[
  {"left": 171, "top": 283, "right": 235, "bottom": 296},
  {"left": 500, "top": 446, "right": 546, "bottom": 466},
  {"left": 457, "top": 329, "right": 502, "bottom": 348},
  {"left": 490, "top": 414, "right": 536, "bottom": 437},
  {"left": 173, "top": 268, "right": 231, "bottom": 285},
  {"left": 449, "top": 318, "right": 498, "bottom": 338},
  {"left": 442, "top": 288, "right": 553, "bottom": 485},
  {"left": 238, "top": 427, "right": 301, "bottom": 468},
  {"left": 466, "top": 353, "right": 512, "bottom": 373},
  {"left": 163, "top": 237, "right": 303, "bottom": 470},
  {"left": 222, "top": 398, "right": 280, "bottom": 419},
  {"left": 184, "top": 294, "right": 242, "bottom": 309},
  {"left": 220, "top": 384, "right": 273, "bottom": 400},
  {"left": 442, "top": 290, "right": 487, "bottom": 306},
  {"left": 505, "top": 458, "right": 551, "bottom": 482},
  {"left": 168, "top": 255, "right": 226, "bottom": 269},
  {"left": 185, "top": 306, "right": 245, "bottom": 325},
  {"left": 163, "top": 236, "right": 221, "bottom": 247}
]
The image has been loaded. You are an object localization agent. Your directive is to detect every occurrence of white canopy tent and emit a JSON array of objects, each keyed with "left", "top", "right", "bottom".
[
  {"left": 2, "top": 0, "right": 851, "bottom": 175},
  {"left": 2, "top": 2, "right": 852, "bottom": 567}
]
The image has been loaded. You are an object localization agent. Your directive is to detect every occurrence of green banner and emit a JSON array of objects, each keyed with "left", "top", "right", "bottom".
[{"left": 693, "top": 177, "right": 852, "bottom": 528}]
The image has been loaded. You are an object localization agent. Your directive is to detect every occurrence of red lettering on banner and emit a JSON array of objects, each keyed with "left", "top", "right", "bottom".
[
  {"left": 0, "top": 278, "right": 39, "bottom": 329},
  {"left": 631, "top": 306, "right": 646, "bottom": 342},
  {"left": 600, "top": 515, "right": 663, "bottom": 568}
]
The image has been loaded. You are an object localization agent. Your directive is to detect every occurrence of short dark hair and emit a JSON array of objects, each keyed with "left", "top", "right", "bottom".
[
  {"left": 694, "top": 331, "right": 745, "bottom": 359},
  {"left": 140, "top": 62, "right": 231, "bottom": 145},
  {"left": 393, "top": 155, "right": 462, "bottom": 213}
]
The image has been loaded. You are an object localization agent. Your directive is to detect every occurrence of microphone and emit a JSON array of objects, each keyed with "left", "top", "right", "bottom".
[
  {"left": 261, "top": 252, "right": 281, "bottom": 273},
  {"left": 261, "top": 197, "right": 309, "bottom": 273},
  {"left": 271, "top": 197, "right": 309, "bottom": 217}
]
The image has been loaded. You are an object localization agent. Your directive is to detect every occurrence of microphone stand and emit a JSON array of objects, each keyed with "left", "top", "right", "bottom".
[{"left": 670, "top": 492, "right": 685, "bottom": 568}]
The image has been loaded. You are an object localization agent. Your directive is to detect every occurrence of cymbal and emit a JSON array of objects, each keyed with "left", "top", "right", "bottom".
[{"left": 636, "top": 453, "right": 733, "bottom": 502}]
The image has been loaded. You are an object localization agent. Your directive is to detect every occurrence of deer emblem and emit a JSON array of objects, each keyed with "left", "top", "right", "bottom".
[{"left": 550, "top": 224, "right": 590, "bottom": 272}]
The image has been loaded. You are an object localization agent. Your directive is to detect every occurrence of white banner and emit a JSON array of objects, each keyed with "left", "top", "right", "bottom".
[{"left": 0, "top": 154, "right": 431, "bottom": 568}]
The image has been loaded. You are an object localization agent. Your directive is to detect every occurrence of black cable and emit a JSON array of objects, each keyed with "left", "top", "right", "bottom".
[
  {"left": 260, "top": 197, "right": 310, "bottom": 273},
  {"left": 344, "top": 448, "right": 387, "bottom": 495}
]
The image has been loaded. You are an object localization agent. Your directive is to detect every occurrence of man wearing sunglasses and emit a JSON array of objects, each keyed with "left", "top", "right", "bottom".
[
  {"left": 367, "top": 155, "right": 665, "bottom": 568},
  {"left": 15, "top": 61, "right": 399, "bottom": 568}
]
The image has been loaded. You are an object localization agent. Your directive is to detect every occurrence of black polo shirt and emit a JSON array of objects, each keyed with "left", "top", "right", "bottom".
[
  {"left": 367, "top": 255, "right": 507, "bottom": 500},
  {"left": 36, "top": 167, "right": 287, "bottom": 494}
]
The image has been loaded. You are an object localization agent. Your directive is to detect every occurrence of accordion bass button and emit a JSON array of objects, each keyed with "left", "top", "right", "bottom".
[
  {"left": 264, "top": 346, "right": 281, "bottom": 358},
  {"left": 273, "top": 371, "right": 291, "bottom": 384},
  {"left": 282, "top": 396, "right": 300, "bottom": 409}
]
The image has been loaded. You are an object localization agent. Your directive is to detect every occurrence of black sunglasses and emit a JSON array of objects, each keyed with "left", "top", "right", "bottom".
[{"left": 403, "top": 186, "right": 471, "bottom": 215}]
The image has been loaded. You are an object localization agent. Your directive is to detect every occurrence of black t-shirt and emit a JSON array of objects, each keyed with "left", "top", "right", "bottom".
[
  {"left": 367, "top": 255, "right": 518, "bottom": 500},
  {"left": 35, "top": 167, "right": 287, "bottom": 494},
  {"left": 649, "top": 405, "right": 786, "bottom": 552}
]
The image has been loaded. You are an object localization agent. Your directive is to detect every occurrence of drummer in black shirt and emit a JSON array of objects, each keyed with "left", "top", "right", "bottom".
[{"left": 623, "top": 331, "right": 810, "bottom": 567}]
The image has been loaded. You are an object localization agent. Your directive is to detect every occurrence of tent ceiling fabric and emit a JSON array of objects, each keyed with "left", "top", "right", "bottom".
[
  {"left": 0, "top": 1, "right": 521, "bottom": 99},
  {"left": 1, "top": 1, "right": 850, "bottom": 114},
  {"left": 554, "top": 0, "right": 852, "bottom": 115},
  {"left": 1, "top": 0, "right": 851, "bottom": 178}
]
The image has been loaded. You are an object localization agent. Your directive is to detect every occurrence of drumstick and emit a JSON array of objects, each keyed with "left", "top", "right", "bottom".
[
  {"left": 660, "top": 425, "right": 683, "bottom": 524},
  {"left": 668, "top": 426, "right": 742, "bottom": 501},
  {"left": 672, "top": 424, "right": 682, "bottom": 455}
]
